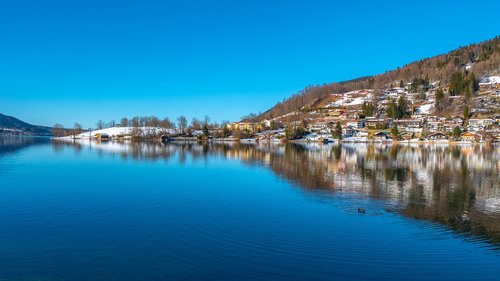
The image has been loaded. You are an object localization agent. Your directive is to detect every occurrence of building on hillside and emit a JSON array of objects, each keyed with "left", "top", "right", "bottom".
[
  {"left": 394, "top": 119, "right": 424, "bottom": 130},
  {"left": 261, "top": 119, "right": 272, "bottom": 128},
  {"left": 467, "top": 118, "right": 495, "bottom": 132},
  {"left": 479, "top": 76, "right": 500, "bottom": 90},
  {"left": 426, "top": 121, "right": 443, "bottom": 133},
  {"left": 326, "top": 109, "right": 343, "bottom": 118},
  {"left": 346, "top": 119, "right": 365, "bottom": 129},
  {"left": 365, "top": 118, "right": 387, "bottom": 129},
  {"left": 308, "top": 120, "right": 328, "bottom": 132},
  {"left": 427, "top": 132, "right": 448, "bottom": 141},
  {"left": 442, "top": 117, "right": 464, "bottom": 133},
  {"left": 226, "top": 122, "right": 263, "bottom": 133}
]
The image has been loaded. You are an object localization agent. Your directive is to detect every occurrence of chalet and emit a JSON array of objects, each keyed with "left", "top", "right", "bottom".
[
  {"left": 326, "top": 109, "right": 343, "bottom": 118},
  {"left": 460, "top": 132, "right": 483, "bottom": 142},
  {"left": 384, "top": 88, "right": 405, "bottom": 98},
  {"left": 226, "top": 122, "right": 263, "bottom": 133},
  {"left": 427, "top": 132, "right": 448, "bottom": 141},
  {"left": 346, "top": 119, "right": 365, "bottom": 129},
  {"left": 478, "top": 76, "right": 500, "bottom": 91},
  {"left": 308, "top": 120, "right": 328, "bottom": 132},
  {"left": 365, "top": 118, "right": 386, "bottom": 129},
  {"left": 394, "top": 119, "right": 424, "bottom": 132},
  {"left": 467, "top": 118, "right": 495, "bottom": 132},
  {"left": 374, "top": 132, "right": 391, "bottom": 141},
  {"left": 261, "top": 119, "right": 272, "bottom": 128},
  {"left": 95, "top": 133, "right": 110, "bottom": 141},
  {"left": 450, "top": 116, "right": 464, "bottom": 124},
  {"left": 354, "top": 130, "right": 369, "bottom": 137},
  {"left": 400, "top": 131, "right": 414, "bottom": 140},
  {"left": 441, "top": 117, "right": 464, "bottom": 133},
  {"left": 427, "top": 121, "right": 443, "bottom": 133}
]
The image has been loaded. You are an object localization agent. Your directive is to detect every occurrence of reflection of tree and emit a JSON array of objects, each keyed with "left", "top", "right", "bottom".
[
  {"left": 54, "top": 139, "right": 500, "bottom": 246},
  {"left": 0, "top": 137, "right": 49, "bottom": 157}
]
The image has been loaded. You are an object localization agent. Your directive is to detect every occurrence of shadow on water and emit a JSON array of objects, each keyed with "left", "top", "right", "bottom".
[{"left": 7, "top": 138, "right": 500, "bottom": 248}]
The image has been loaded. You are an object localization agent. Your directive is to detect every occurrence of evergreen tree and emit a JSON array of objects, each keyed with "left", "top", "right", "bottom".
[
  {"left": 332, "top": 122, "right": 342, "bottom": 140},
  {"left": 449, "top": 71, "right": 466, "bottom": 96},
  {"left": 452, "top": 126, "right": 461, "bottom": 139},
  {"left": 202, "top": 123, "right": 210, "bottom": 137},
  {"left": 361, "top": 102, "right": 374, "bottom": 117},
  {"left": 397, "top": 96, "right": 410, "bottom": 119},
  {"left": 463, "top": 106, "right": 470, "bottom": 120},
  {"left": 387, "top": 98, "right": 397, "bottom": 118},
  {"left": 391, "top": 125, "right": 399, "bottom": 140},
  {"left": 434, "top": 89, "right": 448, "bottom": 114}
]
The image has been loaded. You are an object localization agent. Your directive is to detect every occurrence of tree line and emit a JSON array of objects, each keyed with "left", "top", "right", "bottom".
[{"left": 52, "top": 115, "right": 230, "bottom": 137}]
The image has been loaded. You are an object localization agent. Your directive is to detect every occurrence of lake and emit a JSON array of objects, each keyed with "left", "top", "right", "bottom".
[{"left": 1, "top": 137, "right": 500, "bottom": 280}]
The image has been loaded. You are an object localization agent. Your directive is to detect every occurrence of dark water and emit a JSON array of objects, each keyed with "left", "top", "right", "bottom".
[{"left": 1, "top": 137, "right": 500, "bottom": 280}]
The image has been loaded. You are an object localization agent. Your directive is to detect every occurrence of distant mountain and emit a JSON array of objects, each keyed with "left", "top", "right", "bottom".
[
  {"left": 0, "top": 113, "right": 52, "bottom": 136},
  {"left": 258, "top": 36, "right": 500, "bottom": 121}
]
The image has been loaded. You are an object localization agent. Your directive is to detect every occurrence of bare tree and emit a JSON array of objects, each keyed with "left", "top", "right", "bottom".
[
  {"left": 96, "top": 120, "right": 105, "bottom": 130},
  {"left": 120, "top": 118, "right": 129, "bottom": 127},
  {"left": 177, "top": 116, "right": 187, "bottom": 134},
  {"left": 52, "top": 123, "right": 65, "bottom": 137},
  {"left": 160, "top": 117, "right": 172, "bottom": 128},
  {"left": 191, "top": 118, "right": 201, "bottom": 130},
  {"left": 73, "top": 122, "right": 83, "bottom": 136}
]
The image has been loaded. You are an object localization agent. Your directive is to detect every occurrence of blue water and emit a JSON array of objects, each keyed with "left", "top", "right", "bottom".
[{"left": 0, "top": 138, "right": 500, "bottom": 280}]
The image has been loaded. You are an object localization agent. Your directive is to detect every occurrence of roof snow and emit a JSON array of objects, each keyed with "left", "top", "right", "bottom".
[{"left": 479, "top": 76, "right": 500, "bottom": 84}]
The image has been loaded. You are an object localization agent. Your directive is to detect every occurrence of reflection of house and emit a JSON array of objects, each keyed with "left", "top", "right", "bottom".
[
  {"left": 427, "top": 132, "right": 448, "bottom": 141},
  {"left": 460, "top": 132, "right": 483, "bottom": 142}
]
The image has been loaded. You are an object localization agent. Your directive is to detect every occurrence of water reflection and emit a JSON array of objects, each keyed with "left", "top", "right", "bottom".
[
  {"left": 0, "top": 136, "right": 49, "bottom": 157},
  {"left": 13, "top": 138, "right": 500, "bottom": 247}
]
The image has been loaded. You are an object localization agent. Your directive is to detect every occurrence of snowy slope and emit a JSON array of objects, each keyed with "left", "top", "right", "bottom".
[{"left": 61, "top": 127, "right": 178, "bottom": 139}]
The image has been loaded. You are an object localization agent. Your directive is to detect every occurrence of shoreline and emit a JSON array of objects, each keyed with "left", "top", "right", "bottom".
[{"left": 51, "top": 136, "right": 499, "bottom": 146}]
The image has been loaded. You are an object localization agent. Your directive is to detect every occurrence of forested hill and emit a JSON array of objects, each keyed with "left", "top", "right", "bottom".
[
  {"left": 0, "top": 113, "right": 52, "bottom": 136},
  {"left": 257, "top": 36, "right": 500, "bottom": 121}
]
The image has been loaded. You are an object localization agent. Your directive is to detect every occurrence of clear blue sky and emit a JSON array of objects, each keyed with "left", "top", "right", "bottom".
[{"left": 1, "top": 0, "right": 499, "bottom": 128}]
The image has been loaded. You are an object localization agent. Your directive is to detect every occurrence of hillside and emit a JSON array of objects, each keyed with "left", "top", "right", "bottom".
[
  {"left": 0, "top": 113, "right": 52, "bottom": 136},
  {"left": 258, "top": 36, "right": 500, "bottom": 121}
]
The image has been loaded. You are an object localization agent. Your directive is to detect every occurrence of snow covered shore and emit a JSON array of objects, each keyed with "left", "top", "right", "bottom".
[{"left": 60, "top": 127, "right": 178, "bottom": 140}]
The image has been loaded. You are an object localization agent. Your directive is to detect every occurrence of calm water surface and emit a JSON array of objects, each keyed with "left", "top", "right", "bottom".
[{"left": 0, "top": 137, "right": 499, "bottom": 280}]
